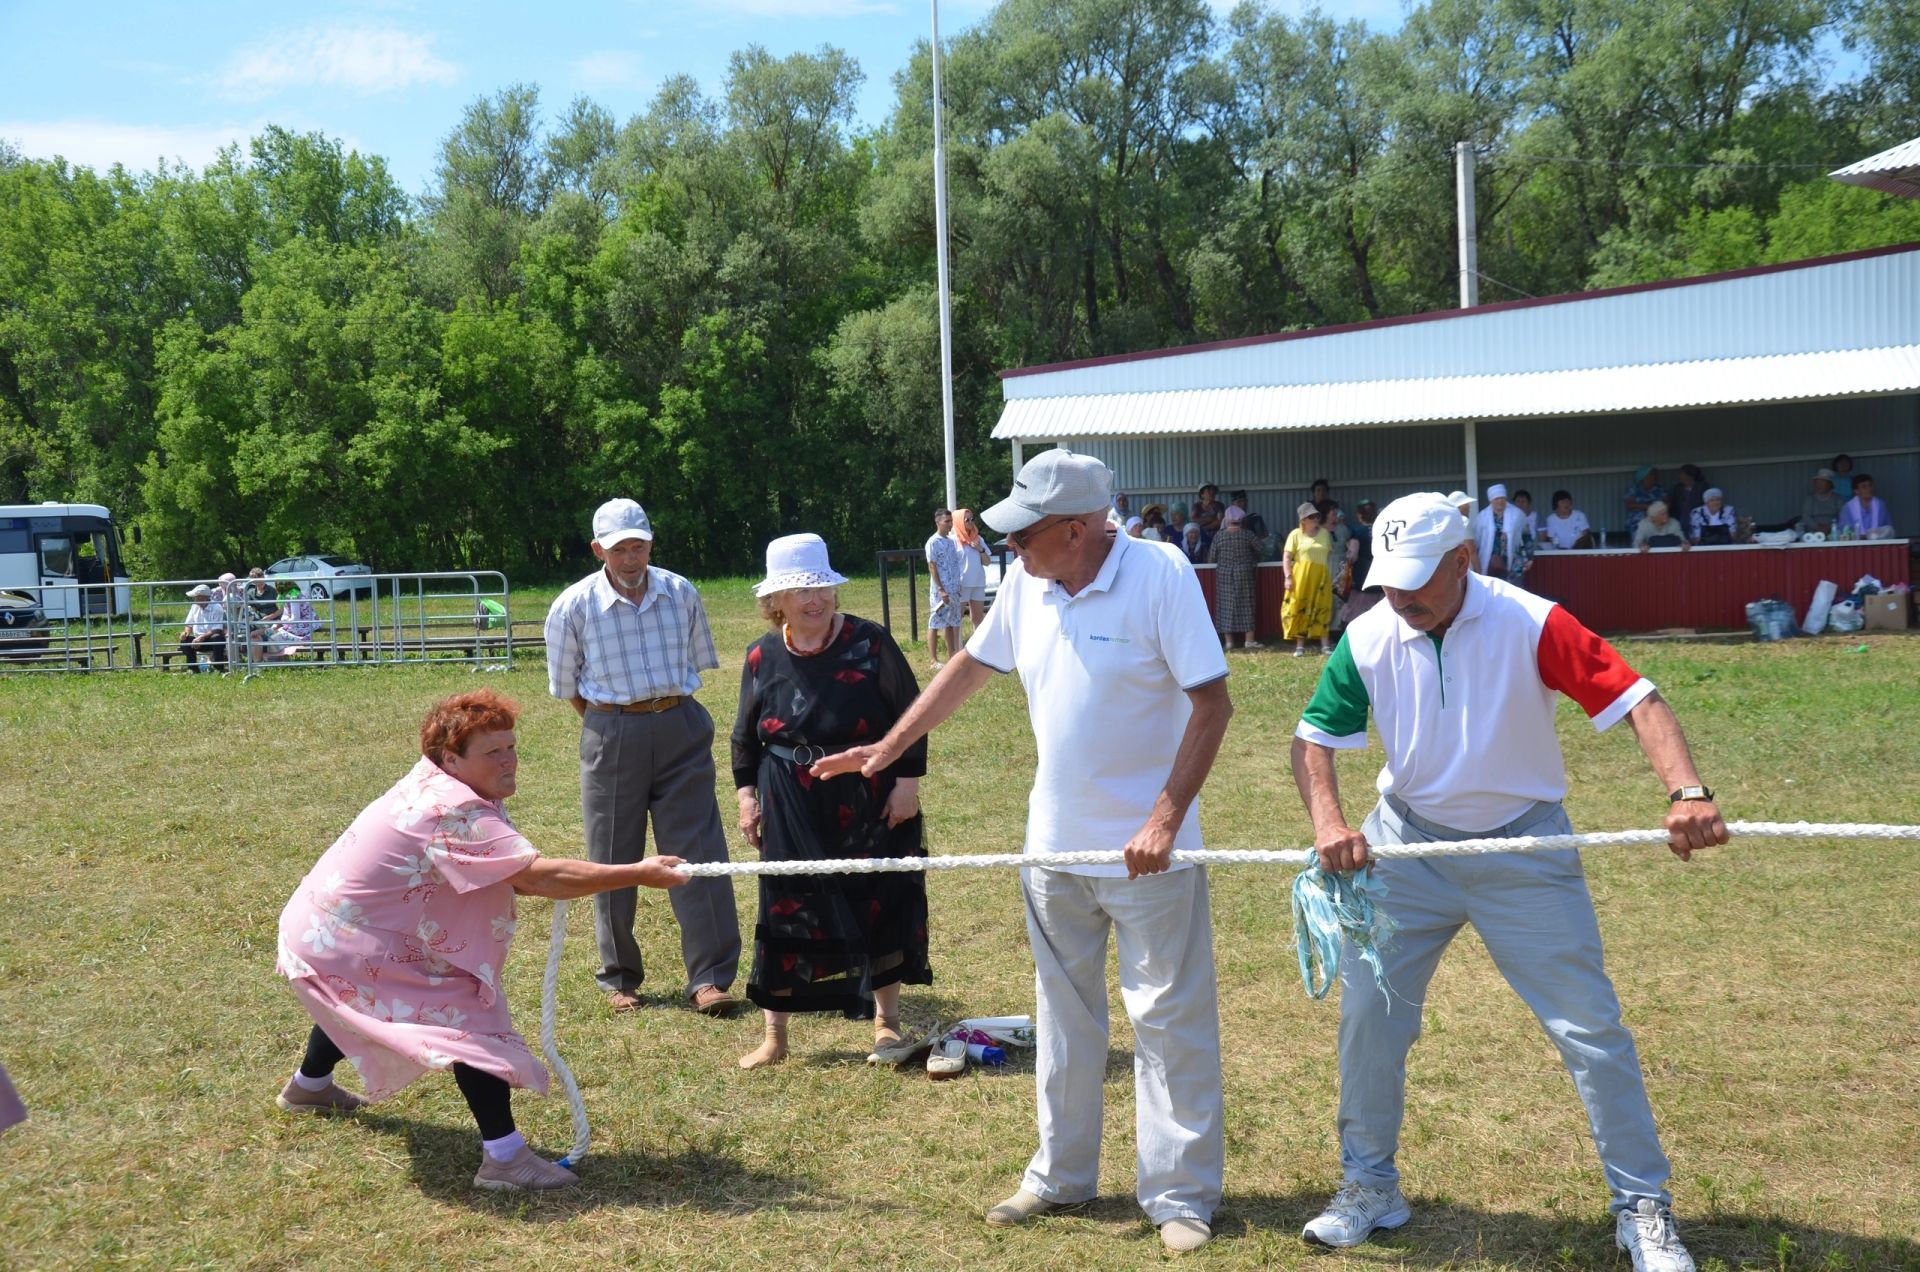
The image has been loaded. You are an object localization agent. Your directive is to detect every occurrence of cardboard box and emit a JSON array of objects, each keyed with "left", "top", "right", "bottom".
[{"left": 1861, "top": 592, "right": 1911, "bottom": 631}]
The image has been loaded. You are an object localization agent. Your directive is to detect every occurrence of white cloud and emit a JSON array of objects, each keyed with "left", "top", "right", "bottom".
[
  {"left": 216, "top": 26, "right": 458, "bottom": 100},
  {"left": 703, "top": 0, "right": 897, "bottom": 16},
  {"left": 574, "top": 50, "right": 647, "bottom": 88},
  {"left": 0, "top": 119, "right": 264, "bottom": 174}
]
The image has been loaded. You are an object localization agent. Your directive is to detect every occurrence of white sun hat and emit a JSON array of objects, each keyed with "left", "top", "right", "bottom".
[
  {"left": 1365, "top": 492, "right": 1472, "bottom": 591},
  {"left": 754, "top": 533, "right": 849, "bottom": 597}
]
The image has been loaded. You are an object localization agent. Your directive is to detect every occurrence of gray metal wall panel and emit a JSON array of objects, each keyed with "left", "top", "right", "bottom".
[{"left": 1003, "top": 249, "right": 1920, "bottom": 400}]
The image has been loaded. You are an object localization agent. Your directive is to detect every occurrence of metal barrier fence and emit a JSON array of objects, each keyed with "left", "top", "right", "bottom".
[{"left": 0, "top": 572, "right": 531, "bottom": 676}]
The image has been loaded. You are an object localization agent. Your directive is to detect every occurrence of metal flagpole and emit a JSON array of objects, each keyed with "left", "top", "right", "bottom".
[{"left": 932, "top": 0, "right": 959, "bottom": 512}]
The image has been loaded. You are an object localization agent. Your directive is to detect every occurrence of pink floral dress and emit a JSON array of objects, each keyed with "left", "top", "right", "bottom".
[{"left": 276, "top": 757, "right": 546, "bottom": 1101}]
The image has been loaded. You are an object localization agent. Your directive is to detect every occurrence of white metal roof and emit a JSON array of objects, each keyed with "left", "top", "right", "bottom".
[
  {"left": 1831, "top": 137, "right": 1920, "bottom": 199},
  {"left": 994, "top": 345, "right": 1920, "bottom": 439},
  {"left": 994, "top": 244, "right": 1920, "bottom": 440}
]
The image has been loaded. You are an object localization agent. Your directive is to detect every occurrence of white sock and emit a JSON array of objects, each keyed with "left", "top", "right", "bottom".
[
  {"left": 290, "top": 1070, "right": 333, "bottom": 1092},
  {"left": 482, "top": 1130, "right": 525, "bottom": 1162}
]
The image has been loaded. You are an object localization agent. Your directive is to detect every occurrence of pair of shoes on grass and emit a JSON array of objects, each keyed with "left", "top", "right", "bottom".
[
  {"left": 985, "top": 1190, "right": 1210, "bottom": 1252},
  {"left": 276, "top": 1079, "right": 576, "bottom": 1192},
  {"left": 1301, "top": 1184, "right": 1694, "bottom": 1272}
]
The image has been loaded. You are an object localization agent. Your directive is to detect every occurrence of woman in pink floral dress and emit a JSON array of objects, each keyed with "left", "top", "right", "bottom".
[{"left": 275, "top": 688, "right": 688, "bottom": 1191}]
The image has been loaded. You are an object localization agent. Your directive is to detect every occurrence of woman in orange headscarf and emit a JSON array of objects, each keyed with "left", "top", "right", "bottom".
[{"left": 950, "top": 508, "right": 992, "bottom": 635}]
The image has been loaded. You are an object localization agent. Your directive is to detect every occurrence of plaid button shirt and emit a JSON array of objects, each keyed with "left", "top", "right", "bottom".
[{"left": 545, "top": 566, "right": 720, "bottom": 705}]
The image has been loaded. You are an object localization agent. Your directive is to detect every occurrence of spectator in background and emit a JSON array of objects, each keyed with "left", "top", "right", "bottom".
[
  {"left": 1167, "top": 503, "right": 1189, "bottom": 546},
  {"left": 1192, "top": 484, "right": 1227, "bottom": 546},
  {"left": 1633, "top": 501, "right": 1688, "bottom": 551},
  {"left": 1208, "top": 506, "right": 1264, "bottom": 651},
  {"left": 1282, "top": 502, "right": 1336, "bottom": 657},
  {"left": 1473, "top": 485, "right": 1532, "bottom": 582},
  {"left": 1318, "top": 501, "right": 1353, "bottom": 559},
  {"left": 1623, "top": 466, "right": 1663, "bottom": 537},
  {"left": 1311, "top": 478, "right": 1331, "bottom": 505},
  {"left": 1338, "top": 498, "right": 1384, "bottom": 626},
  {"left": 1449, "top": 491, "right": 1476, "bottom": 524},
  {"left": 1543, "top": 491, "right": 1595, "bottom": 550},
  {"left": 1125, "top": 516, "right": 1147, "bottom": 539},
  {"left": 1229, "top": 491, "right": 1250, "bottom": 516},
  {"left": 268, "top": 582, "right": 318, "bottom": 656},
  {"left": 1181, "top": 522, "right": 1205, "bottom": 563},
  {"left": 1112, "top": 492, "right": 1132, "bottom": 521},
  {"left": 926, "top": 509, "right": 965, "bottom": 669},
  {"left": 1798, "top": 470, "right": 1842, "bottom": 535},
  {"left": 1512, "top": 489, "right": 1539, "bottom": 539},
  {"left": 1668, "top": 465, "right": 1706, "bottom": 530},
  {"left": 951, "top": 508, "right": 992, "bottom": 635},
  {"left": 177, "top": 583, "right": 227, "bottom": 673},
  {"left": 1689, "top": 488, "right": 1737, "bottom": 544},
  {"left": 1244, "top": 513, "right": 1273, "bottom": 560},
  {"left": 1837, "top": 475, "right": 1893, "bottom": 538},
  {"left": 1830, "top": 454, "right": 1858, "bottom": 498}
]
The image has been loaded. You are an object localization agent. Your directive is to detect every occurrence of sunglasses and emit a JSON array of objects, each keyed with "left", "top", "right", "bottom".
[{"left": 1009, "top": 518, "right": 1075, "bottom": 550}]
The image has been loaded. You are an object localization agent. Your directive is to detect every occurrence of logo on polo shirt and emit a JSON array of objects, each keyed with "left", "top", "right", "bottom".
[{"left": 1087, "top": 633, "right": 1132, "bottom": 644}]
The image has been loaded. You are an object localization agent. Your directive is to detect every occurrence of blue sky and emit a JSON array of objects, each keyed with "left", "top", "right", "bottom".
[{"left": 0, "top": 0, "right": 1409, "bottom": 200}]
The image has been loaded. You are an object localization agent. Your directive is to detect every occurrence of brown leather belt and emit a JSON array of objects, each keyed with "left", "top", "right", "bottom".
[{"left": 588, "top": 696, "right": 685, "bottom": 714}]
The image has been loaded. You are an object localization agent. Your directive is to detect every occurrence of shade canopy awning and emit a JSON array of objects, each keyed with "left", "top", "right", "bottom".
[
  {"left": 1831, "top": 137, "right": 1920, "bottom": 199},
  {"left": 991, "top": 344, "right": 1920, "bottom": 441}
]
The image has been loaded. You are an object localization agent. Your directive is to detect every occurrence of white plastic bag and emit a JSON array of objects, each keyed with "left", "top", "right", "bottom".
[
  {"left": 1801, "top": 579, "right": 1837, "bottom": 635},
  {"left": 1828, "top": 602, "right": 1865, "bottom": 634}
]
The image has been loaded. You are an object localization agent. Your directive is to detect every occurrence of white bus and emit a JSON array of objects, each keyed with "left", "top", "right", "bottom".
[{"left": 0, "top": 502, "right": 133, "bottom": 619}]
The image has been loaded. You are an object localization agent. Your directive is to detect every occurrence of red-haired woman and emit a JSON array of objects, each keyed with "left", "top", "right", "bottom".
[{"left": 273, "top": 689, "right": 687, "bottom": 1191}]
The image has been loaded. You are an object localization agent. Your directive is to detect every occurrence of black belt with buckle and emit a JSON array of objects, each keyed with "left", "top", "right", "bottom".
[{"left": 767, "top": 741, "right": 856, "bottom": 766}]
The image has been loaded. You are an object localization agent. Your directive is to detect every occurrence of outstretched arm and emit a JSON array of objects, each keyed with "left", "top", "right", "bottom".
[
  {"left": 811, "top": 650, "right": 995, "bottom": 779},
  {"left": 510, "top": 854, "right": 687, "bottom": 899}
]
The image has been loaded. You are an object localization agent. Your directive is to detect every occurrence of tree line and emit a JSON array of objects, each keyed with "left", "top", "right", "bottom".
[{"left": 3, "top": 0, "right": 1917, "bottom": 580}]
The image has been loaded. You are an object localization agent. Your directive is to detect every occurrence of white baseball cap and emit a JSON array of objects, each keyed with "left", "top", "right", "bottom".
[
  {"left": 754, "top": 533, "right": 849, "bottom": 597},
  {"left": 592, "top": 498, "right": 654, "bottom": 548},
  {"left": 1365, "top": 492, "right": 1472, "bottom": 591},
  {"left": 981, "top": 448, "right": 1113, "bottom": 534}
]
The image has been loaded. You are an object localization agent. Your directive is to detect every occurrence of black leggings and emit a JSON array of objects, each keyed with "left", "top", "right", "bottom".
[{"left": 299, "top": 1024, "right": 515, "bottom": 1139}]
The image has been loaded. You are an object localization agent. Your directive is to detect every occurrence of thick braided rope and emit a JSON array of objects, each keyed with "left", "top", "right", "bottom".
[
  {"left": 666, "top": 822, "right": 1920, "bottom": 877},
  {"left": 538, "top": 822, "right": 1916, "bottom": 1166},
  {"left": 537, "top": 899, "right": 592, "bottom": 1169}
]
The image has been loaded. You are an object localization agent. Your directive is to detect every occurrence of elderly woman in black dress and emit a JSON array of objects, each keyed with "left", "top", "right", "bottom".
[{"left": 732, "top": 534, "right": 933, "bottom": 1069}]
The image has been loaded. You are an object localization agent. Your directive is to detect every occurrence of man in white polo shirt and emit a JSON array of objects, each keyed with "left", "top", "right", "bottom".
[
  {"left": 814, "top": 449, "right": 1233, "bottom": 1254},
  {"left": 1288, "top": 492, "right": 1727, "bottom": 1272}
]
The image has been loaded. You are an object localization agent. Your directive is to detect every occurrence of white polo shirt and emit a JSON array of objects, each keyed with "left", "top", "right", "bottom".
[
  {"left": 967, "top": 534, "right": 1229, "bottom": 876},
  {"left": 1295, "top": 573, "right": 1654, "bottom": 832}
]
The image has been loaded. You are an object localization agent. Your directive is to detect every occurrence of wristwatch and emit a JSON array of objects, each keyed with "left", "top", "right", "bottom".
[{"left": 1668, "top": 785, "right": 1714, "bottom": 803}]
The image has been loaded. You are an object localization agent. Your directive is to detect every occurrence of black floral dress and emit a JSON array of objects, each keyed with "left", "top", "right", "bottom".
[{"left": 730, "top": 614, "right": 932, "bottom": 1017}]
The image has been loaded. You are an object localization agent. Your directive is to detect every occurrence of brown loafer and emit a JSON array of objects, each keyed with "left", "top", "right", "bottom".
[
  {"left": 691, "top": 985, "right": 741, "bottom": 1017},
  {"left": 607, "top": 989, "right": 645, "bottom": 1014},
  {"left": 275, "top": 1077, "right": 368, "bottom": 1115}
]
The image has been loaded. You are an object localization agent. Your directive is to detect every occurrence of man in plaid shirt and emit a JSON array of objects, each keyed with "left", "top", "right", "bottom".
[{"left": 546, "top": 498, "right": 742, "bottom": 1017}]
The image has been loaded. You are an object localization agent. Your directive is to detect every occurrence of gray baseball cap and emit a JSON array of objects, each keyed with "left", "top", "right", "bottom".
[
  {"left": 592, "top": 498, "right": 654, "bottom": 547},
  {"left": 981, "top": 449, "right": 1114, "bottom": 534}
]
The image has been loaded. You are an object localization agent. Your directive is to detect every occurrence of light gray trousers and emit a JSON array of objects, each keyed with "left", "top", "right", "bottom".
[
  {"left": 1337, "top": 796, "right": 1672, "bottom": 1212},
  {"left": 1020, "top": 865, "right": 1224, "bottom": 1225},
  {"left": 579, "top": 702, "right": 740, "bottom": 998}
]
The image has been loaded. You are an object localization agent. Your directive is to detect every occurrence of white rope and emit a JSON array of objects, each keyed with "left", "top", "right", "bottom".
[
  {"left": 667, "top": 822, "right": 1920, "bottom": 877},
  {"left": 537, "top": 899, "right": 591, "bottom": 1169},
  {"left": 535, "top": 821, "right": 1917, "bottom": 1167}
]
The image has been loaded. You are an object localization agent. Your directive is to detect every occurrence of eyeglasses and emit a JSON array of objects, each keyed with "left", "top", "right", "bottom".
[{"left": 1009, "top": 517, "right": 1075, "bottom": 551}]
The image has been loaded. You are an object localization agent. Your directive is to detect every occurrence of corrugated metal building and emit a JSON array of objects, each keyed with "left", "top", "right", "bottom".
[{"left": 991, "top": 244, "right": 1920, "bottom": 540}]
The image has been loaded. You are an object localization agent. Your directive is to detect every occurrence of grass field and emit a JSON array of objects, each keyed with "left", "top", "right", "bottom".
[{"left": 2, "top": 575, "right": 1917, "bottom": 1270}]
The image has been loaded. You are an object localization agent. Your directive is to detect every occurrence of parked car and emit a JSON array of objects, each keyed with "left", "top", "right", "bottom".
[
  {"left": 0, "top": 588, "right": 49, "bottom": 657},
  {"left": 264, "top": 554, "right": 376, "bottom": 600}
]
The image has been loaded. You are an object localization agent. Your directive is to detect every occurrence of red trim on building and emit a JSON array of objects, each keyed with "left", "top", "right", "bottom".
[{"left": 998, "top": 242, "right": 1920, "bottom": 381}]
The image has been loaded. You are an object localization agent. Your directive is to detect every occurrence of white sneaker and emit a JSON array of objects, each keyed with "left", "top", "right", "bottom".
[
  {"left": 1616, "top": 1199, "right": 1696, "bottom": 1272},
  {"left": 1301, "top": 1181, "right": 1411, "bottom": 1248}
]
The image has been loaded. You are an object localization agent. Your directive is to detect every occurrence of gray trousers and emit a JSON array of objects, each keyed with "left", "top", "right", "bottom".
[
  {"left": 1337, "top": 796, "right": 1671, "bottom": 1212},
  {"left": 580, "top": 701, "right": 740, "bottom": 998}
]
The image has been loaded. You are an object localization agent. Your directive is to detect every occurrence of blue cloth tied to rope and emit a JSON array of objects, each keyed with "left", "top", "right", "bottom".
[{"left": 1291, "top": 864, "right": 1398, "bottom": 1005}]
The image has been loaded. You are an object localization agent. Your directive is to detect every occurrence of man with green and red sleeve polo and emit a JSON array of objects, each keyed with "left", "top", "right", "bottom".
[{"left": 1288, "top": 492, "right": 1728, "bottom": 1272}]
